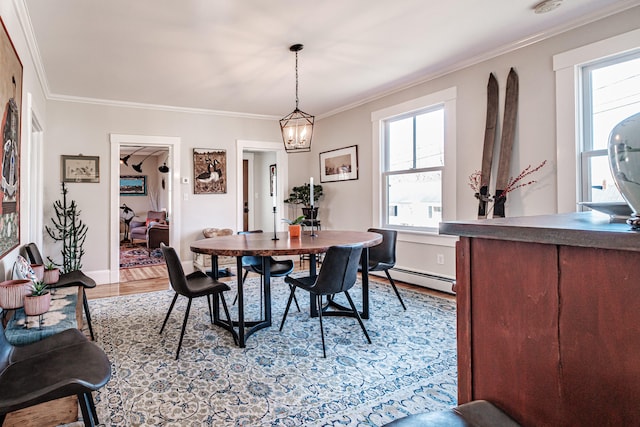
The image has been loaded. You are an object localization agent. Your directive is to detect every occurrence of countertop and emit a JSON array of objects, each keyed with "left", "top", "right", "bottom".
[{"left": 439, "top": 211, "right": 640, "bottom": 252}]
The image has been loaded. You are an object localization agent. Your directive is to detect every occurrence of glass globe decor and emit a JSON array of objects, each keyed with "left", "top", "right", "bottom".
[{"left": 608, "top": 112, "right": 640, "bottom": 229}]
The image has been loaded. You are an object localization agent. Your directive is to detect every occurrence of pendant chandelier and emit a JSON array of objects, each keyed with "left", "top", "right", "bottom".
[{"left": 280, "top": 44, "right": 314, "bottom": 153}]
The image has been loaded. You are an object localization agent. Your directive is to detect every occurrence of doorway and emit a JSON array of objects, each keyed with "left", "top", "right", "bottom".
[
  {"left": 109, "top": 134, "right": 181, "bottom": 285},
  {"left": 236, "top": 140, "right": 287, "bottom": 233}
]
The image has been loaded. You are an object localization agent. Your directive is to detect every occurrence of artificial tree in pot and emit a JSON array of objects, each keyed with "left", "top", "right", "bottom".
[{"left": 45, "top": 182, "right": 88, "bottom": 273}]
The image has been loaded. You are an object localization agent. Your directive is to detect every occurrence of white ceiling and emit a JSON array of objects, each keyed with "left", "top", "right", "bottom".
[{"left": 22, "top": 0, "right": 639, "bottom": 119}]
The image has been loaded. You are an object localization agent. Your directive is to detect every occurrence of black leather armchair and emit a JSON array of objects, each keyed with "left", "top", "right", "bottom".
[
  {"left": 20, "top": 243, "right": 97, "bottom": 340},
  {"left": 281, "top": 244, "right": 371, "bottom": 358},
  {"left": 0, "top": 324, "right": 111, "bottom": 426}
]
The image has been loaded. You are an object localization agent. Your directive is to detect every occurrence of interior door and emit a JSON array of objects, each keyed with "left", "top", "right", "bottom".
[{"left": 243, "top": 159, "right": 249, "bottom": 231}]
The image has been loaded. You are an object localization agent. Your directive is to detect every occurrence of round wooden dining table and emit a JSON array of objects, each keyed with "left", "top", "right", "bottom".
[{"left": 190, "top": 230, "right": 382, "bottom": 347}]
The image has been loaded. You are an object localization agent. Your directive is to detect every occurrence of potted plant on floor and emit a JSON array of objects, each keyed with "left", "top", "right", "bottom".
[
  {"left": 24, "top": 280, "right": 51, "bottom": 316},
  {"left": 282, "top": 215, "right": 306, "bottom": 238}
]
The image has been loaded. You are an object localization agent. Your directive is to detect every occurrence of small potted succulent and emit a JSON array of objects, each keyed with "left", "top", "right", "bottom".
[
  {"left": 282, "top": 215, "right": 306, "bottom": 238},
  {"left": 43, "top": 261, "right": 60, "bottom": 285},
  {"left": 24, "top": 280, "right": 51, "bottom": 316}
]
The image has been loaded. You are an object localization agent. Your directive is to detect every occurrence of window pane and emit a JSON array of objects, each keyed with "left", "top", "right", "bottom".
[
  {"left": 589, "top": 155, "right": 625, "bottom": 203},
  {"left": 416, "top": 109, "right": 444, "bottom": 168},
  {"left": 387, "top": 171, "right": 441, "bottom": 228},
  {"left": 591, "top": 56, "right": 640, "bottom": 150},
  {"left": 388, "top": 117, "right": 413, "bottom": 171}
]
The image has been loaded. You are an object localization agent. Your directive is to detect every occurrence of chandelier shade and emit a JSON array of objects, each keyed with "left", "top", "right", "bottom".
[{"left": 281, "top": 44, "right": 314, "bottom": 153}]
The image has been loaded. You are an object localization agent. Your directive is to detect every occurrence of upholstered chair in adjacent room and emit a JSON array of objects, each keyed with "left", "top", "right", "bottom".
[
  {"left": 359, "top": 228, "right": 406, "bottom": 310},
  {"left": 0, "top": 324, "right": 111, "bottom": 426},
  {"left": 159, "top": 244, "right": 235, "bottom": 359},
  {"left": 20, "top": 243, "right": 98, "bottom": 340},
  {"left": 280, "top": 244, "right": 371, "bottom": 358}
]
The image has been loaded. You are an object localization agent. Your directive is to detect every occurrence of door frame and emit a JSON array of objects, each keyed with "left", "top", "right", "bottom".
[
  {"left": 236, "top": 140, "right": 287, "bottom": 231},
  {"left": 109, "top": 134, "right": 181, "bottom": 283}
]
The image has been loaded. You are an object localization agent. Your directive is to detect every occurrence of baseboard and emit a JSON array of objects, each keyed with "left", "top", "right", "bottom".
[{"left": 372, "top": 267, "right": 455, "bottom": 295}]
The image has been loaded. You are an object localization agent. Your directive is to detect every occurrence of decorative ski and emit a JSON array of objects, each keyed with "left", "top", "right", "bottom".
[
  {"left": 493, "top": 67, "right": 519, "bottom": 218},
  {"left": 477, "top": 73, "right": 499, "bottom": 219}
]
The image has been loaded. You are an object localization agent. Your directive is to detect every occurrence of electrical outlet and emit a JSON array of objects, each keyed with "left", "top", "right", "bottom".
[{"left": 436, "top": 254, "right": 445, "bottom": 265}]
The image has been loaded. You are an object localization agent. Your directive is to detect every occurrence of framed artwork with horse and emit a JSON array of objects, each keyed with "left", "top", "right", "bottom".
[{"left": 193, "top": 149, "right": 226, "bottom": 194}]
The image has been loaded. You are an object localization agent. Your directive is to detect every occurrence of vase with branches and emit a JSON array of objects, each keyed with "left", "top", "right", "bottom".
[
  {"left": 45, "top": 182, "right": 88, "bottom": 273},
  {"left": 469, "top": 160, "right": 547, "bottom": 218}
]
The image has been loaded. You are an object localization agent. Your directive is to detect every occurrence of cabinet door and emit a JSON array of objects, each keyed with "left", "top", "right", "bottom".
[
  {"left": 559, "top": 245, "right": 640, "bottom": 425},
  {"left": 460, "top": 238, "right": 561, "bottom": 426}
]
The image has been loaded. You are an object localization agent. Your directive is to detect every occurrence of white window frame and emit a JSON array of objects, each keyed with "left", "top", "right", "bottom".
[
  {"left": 371, "top": 87, "right": 457, "bottom": 235},
  {"left": 554, "top": 29, "right": 640, "bottom": 213}
]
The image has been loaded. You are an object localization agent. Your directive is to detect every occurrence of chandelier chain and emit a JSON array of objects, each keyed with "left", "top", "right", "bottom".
[{"left": 295, "top": 51, "right": 299, "bottom": 109}]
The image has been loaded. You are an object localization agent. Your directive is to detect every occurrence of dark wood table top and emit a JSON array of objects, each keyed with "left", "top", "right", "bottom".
[{"left": 190, "top": 230, "right": 382, "bottom": 257}]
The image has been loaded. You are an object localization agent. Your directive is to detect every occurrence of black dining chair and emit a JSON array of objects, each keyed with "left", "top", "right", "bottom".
[
  {"left": 159, "top": 243, "right": 235, "bottom": 359},
  {"left": 234, "top": 230, "right": 300, "bottom": 313},
  {"left": 280, "top": 244, "right": 372, "bottom": 358},
  {"left": 20, "top": 242, "right": 98, "bottom": 339},
  {"left": 359, "top": 228, "right": 406, "bottom": 310},
  {"left": 0, "top": 323, "right": 111, "bottom": 426}
]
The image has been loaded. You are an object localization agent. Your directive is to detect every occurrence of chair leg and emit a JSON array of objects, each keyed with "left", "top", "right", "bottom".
[
  {"left": 232, "top": 270, "right": 250, "bottom": 305},
  {"left": 160, "top": 293, "right": 179, "bottom": 334},
  {"left": 317, "top": 294, "right": 326, "bottom": 358},
  {"left": 385, "top": 270, "right": 406, "bottom": 310},
  {"left": 78, "top": 392, "right": 96, "bottom": 426},
  {"left": 207, "top": 294, "right": 213, "bottom": 324},
  {"left": 279, "top": 285, "right": 297, "bottom": 331},
  {"left": 293, "top": 292, "right": 301, "bottom": 312},
  {"left": 86, "top": 391, "right": 99, "bottom": 424},
  {"left": 344, "top": 290, "right": 372, "bottom": 344},
  {"left": 219, "top": 293, "right": 238, "bottom": 346},
  {"left": 83, "top": 292, "right": 96, "bottom": 340},
  {"left": 176, "top": 298, "right": 193, "bottom": 360}
]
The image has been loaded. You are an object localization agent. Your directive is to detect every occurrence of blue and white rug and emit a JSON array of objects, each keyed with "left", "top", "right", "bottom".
[{"left": 90, "top": 275, "right": 457, "bottom": 426}]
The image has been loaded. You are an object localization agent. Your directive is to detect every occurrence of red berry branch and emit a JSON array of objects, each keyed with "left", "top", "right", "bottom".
[{"left": 469, "top": 160, "right": 547, "bottom": 214}]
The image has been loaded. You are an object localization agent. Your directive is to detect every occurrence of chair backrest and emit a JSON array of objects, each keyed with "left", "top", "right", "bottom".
[
  {"left": 160, "top": 244, "right": 190, "bottom": 296},
  {"left": 20, "top": 243, "right": 44, "bottom": 266},
  {"left": 314, "top": 244, "right": 363, "bottom": 295},
  {"left": 147, "top": 210, "right": 167, "bottom": 222},
  {"left": 367, "top": 228, "right": 397, "bottom": 267},
  {"left": 238, "top": 230, "right": 264, "bottom": 267}
]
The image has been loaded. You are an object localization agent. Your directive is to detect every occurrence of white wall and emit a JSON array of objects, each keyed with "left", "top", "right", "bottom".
[
  {"left": 0, "top": 0, "right": 48, "bottom": 279},
  {"left": 289, "top": 6, "right": 640, "bottom": 291},
  {"left": 42, "top": 101, "right": 281, "bottom": 275},
  {"left": 3, "top": 1, "right": 638, "bottom": 290}
]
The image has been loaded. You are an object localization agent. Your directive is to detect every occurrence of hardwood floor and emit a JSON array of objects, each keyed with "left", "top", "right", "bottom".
[{"left": 85, "top": 262, "right": 454, "bottom": 301}]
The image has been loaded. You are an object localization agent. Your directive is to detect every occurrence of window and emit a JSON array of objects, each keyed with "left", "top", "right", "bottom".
[
  {"left": 580, "top": 51, "right": 640, "bottom": 203},
  {"left": 384, "top": 108, "right": 444, "bottom": 230},
  {"left": 554, "top": 29, "right": 640, "bottom": 213},
  {"left": 372, "top": 87, "right": 456, "bottom": 233}
]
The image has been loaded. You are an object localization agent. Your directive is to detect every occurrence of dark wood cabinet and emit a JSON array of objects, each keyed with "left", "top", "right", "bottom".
[{"left": 441, "top": 213, "right": 640, "bottom": 426}]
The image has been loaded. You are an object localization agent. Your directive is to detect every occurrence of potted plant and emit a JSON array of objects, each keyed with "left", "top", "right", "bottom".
[
  {"left": 282, "top": 215, "right": 306, "bottom": 238},
  {"left": 43, "top": 261, "right": 60, "bottom": 285},
  {"left": 284, "top": 183, "right": 324, "bottom": 219},
  {"left": 24, "top": 280, "right": 51, "bottom": 316}
]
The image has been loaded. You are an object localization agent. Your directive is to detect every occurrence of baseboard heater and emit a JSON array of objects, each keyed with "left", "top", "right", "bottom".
[{"left": 373, "top": 267, "right": 455, "bottom": 295}]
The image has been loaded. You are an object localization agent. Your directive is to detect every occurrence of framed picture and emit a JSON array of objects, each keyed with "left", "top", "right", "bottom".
[
  {"left": 269, "top": 164, "right": 277, "bottom": 196},
  {"left": 61, "top": 155, "right": 100, "bottom": 183},
  {"left": 319, "top": 145, "right": 359, "bottom": 183},
  {"left": 0, "top": 18, "right": 23, "bottom": 260},
  {"left": 193, "top": 149, "right": 227, "bottom": 194},
  {"left": 120, "top": 175, "right": 147, "bottom": 196}
]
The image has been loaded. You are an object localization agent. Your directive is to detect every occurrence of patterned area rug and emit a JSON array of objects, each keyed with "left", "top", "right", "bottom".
[
  {"left": 89, "top": 276, "right": 457, "bottom": 426},
  {"left": 119, "top": 245, "right": 164, "bottom": 269}
]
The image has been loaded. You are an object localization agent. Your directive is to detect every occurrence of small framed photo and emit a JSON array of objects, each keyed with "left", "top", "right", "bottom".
[
  {"left": 120, "top": 175, "right": 147, "bottom": 196},
  {"left": 319, "top": 145, "right": 358, "bottom": 183},
  {"left": 61, "top": 155, "right": 100, "bottom": 183}
]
